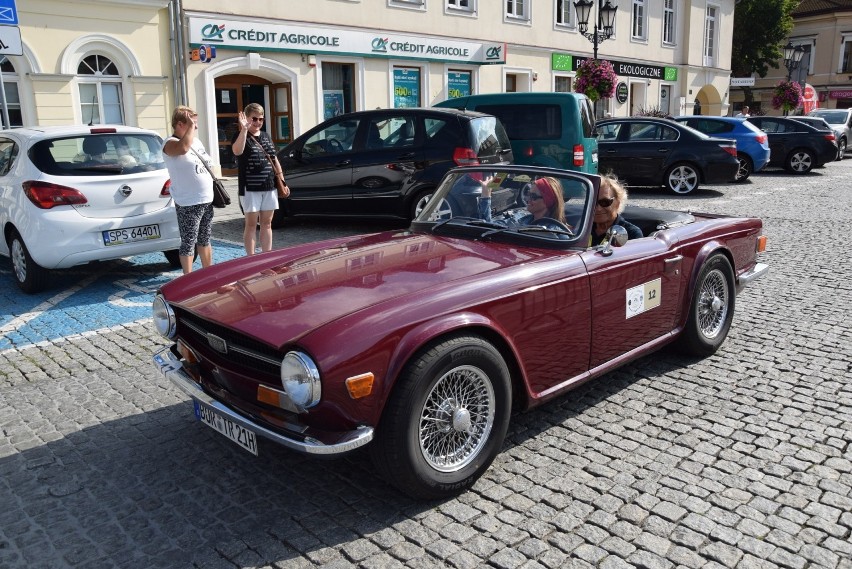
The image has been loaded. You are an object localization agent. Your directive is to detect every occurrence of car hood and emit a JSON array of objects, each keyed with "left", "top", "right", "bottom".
[{"left": 162, "top": 230, "right": 555, "bottom": 346}]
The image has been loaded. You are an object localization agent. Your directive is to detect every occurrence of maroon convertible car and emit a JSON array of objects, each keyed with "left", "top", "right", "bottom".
[{"left": 152, "top": 165, "right": 768, "bottom": 499}]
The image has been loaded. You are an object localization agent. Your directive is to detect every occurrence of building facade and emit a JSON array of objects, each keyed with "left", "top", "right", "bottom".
[{"left": 5, "top": 0, "right": 737, "bottom": 173}]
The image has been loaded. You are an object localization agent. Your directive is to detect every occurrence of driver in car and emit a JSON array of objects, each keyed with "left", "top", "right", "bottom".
[{"left": 477, "top": 176, "right": 568, "bottom": 228}]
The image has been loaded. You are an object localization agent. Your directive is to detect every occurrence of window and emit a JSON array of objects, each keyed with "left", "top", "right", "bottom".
[
  {"left": 322, "top": 62, "right": 355, "bottom": 120},
  {"left": 303, "top": 119, "right": 360, "bottom": 155},
  {"left": 842, "top": 37, "right": 852, "bottom": 72},
  {"left": 703, "top": 5, "right": 718, "bottom": 67},
  {"left": 366, "top": 115, "right": 417, "bottom": 149},
  {"left": 393, "top": 67, "right": 422, "bottom": 108},
  {"left": 389, "top": 0, "right": 425, "bottom": 7},
  {"left": 0, "top": 57, "right": 22, "bottom": 128},
  {"left": 632, "top": 0, "right": 646, "bottom": 40},
  {"left": 555, "top": 76, "right": 572, "bottom": 92},
  {"left": 447, "top": 0, "right": 474, "bottom": 12},
  {"left": 506, "top": 0, "right": 528, "bottom": 20},
  {"left": 77, "top": 54, "right": 124, "bottom": 125},
  {"left": 448, "top": 70, "right": 472, "bottom": 99},
  {"left": 556, "top": 0, "right": 574, "bottom": 27},
  {"left": 662, "top": 0, "right": 676, "bottom": 45}
]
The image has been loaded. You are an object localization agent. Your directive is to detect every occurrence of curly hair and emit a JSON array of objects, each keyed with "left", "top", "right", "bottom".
[{"left": 600, "top": 172, "right": 628, "bottom": 214}]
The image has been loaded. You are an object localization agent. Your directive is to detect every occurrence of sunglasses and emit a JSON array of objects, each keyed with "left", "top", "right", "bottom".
[
  {"left": 597, "top": 197, "right": 616, "bottom": 208},
  {"left": 528, "top": 193, "right": 543, "bottom": 201},
  {"left": 250, "top": 116, "right": 265, "bottom": 123}
]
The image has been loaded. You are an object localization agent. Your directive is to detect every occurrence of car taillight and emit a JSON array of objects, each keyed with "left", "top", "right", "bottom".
[
  {"left": 453, "top": 147, "right": 480, "bottom": 166},
  {"left": 22, "top": 181, "right": 88, "bottom": 209},
  {"left": 824, "top": 133, "right": 836, "bottom": 142},
  {"left": 755, "top": 133, "right": 767, "bottom": 144},
  {"left": 524, "top": 146, "right": 534, "bottom": 158},
  {"left": 721, "top": 144, "right": 737, "bottom": 157},
  {"left": 573, "top": 144, "right": 585, "bottom": 167},
  {"left": 161, "top": 179, "right": 172, "bottom": 197}
]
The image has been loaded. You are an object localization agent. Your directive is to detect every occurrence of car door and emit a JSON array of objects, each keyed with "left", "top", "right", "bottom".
[
  {"left": 597, "top": 121, "right": 677, "bottom": 185},
  {"left": 749, "top": 118, "right": 787, "bottom": 165},
  {"left": 581, "top": 236, "right": 683, "bottom": 369},
  {"left": 280, "top": 117, "right": 361, "bottom": 215}
]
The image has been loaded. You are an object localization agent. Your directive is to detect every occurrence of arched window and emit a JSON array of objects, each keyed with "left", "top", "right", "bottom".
[
  {"left": 77, "top": 54, "right": 124, "bottom": 125},
  {"left": 0, "top": 57, "right": 22, "bottom": 128}
]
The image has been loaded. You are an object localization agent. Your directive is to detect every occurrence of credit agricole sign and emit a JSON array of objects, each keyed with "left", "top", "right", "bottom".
[{"left": 188, "top": 16, "right": 506, "bottom": 65}]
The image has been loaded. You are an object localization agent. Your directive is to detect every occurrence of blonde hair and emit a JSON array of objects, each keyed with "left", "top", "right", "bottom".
[
  {"left": 600, "top": 172, "right": 628, "bottom": 214},
  {"left": 171, "top": 105, "right": 197, "bottom": 129},
  {"left": 244, "top": 103, "right": 265, "bottom": 117}
]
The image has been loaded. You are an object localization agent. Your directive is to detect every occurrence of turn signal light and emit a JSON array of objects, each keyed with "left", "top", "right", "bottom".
[
  {"left": 161, "top": 179, "right": 172, "bottom": 197},
  {"left": 573, "top": 144, "right": 585, "bottom": 167},
  {"left": 757, "top": 235, "right": 767, "bottom": 253},
  {"left": 22, "top": 181, "right": 87, "bottom": 209},
  {"left": 345, "top": 373, "right": 375, "bottom": 399}
]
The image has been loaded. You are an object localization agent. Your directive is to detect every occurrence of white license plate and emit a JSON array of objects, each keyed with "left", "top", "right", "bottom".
[
  {"left": 102, "top": 224, "right": 161, "bottom": 246},
  {"left": 193, "top": 401, "right": 258, "bottom": 456}
]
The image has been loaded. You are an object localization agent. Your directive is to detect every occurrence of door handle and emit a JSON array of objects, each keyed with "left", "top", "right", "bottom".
[
  {"left": 335, "top": 160, "right": 352, "bottom": 167},
  {"left": 397, "top": 153, "right": 415, "bottom": 159},
  {"left": 664, "top": 255, "right": 683, "bottom": 275},
  {"left": 658, "top": 148, "right": 669, "bottom": 153}
]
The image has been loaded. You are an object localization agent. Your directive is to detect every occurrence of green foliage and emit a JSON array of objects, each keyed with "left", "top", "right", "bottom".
[{"left": 731, "top": 0, "right": 798, "bottom": 79}]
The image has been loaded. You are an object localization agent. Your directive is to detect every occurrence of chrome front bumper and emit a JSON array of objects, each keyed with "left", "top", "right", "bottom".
[
  {"left": 737, "top": 262, "right": 769, "bottom": 290},
  {"left": 152, "top": 347, "right": 374, "bottom": 455}
]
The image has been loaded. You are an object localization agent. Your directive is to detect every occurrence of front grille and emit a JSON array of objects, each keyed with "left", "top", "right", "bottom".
[{"left": 174, "top": 307, "right": 282, "bottom": 376}]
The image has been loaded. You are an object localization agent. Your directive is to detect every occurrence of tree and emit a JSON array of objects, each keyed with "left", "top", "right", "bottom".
[{"left": 731, "top": 0, "right": 799, "bottom": 106}]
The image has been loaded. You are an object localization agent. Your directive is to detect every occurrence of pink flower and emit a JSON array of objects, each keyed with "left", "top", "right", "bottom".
[
  {"left": 771, "top": 80, "right": 803, "bottom": 113},
  {"left": 574, "top": 59, "right": 618, "bottom": 102}
]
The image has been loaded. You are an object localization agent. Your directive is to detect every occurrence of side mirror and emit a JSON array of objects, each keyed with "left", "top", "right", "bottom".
[{"left": 601, "top": 225, "right": 628, "bottom": 256}]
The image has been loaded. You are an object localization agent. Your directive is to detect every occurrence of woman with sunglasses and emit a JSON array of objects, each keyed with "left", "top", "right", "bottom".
[
  {"left": 477, "top": 176, "right": 568, "bottom": 228},
  {"left": 232, "top": 103, "right": 287, "bottom": 256},
  {"left": 591, "top": 173, "right": 643, "bottom": 245}
]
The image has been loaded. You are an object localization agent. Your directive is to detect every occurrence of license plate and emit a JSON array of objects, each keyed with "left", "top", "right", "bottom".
[
  {"left": 193, "top": 401, "right": 258, "bottom": 456},
  {"left": 102, "top": 224, "right": 161, "bottom": 246}
]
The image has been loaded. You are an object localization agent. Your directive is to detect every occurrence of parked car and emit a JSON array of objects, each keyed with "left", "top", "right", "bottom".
[
  {"left": 807, "top": 108, "right": 852, "bottom": 158},
  {"left": 746, "top": 116, "right": 837, "bottom": 174},
  {"left": 0, "top": 125, "right": 179, "bottom": 293},
  {"left": 152, "top": 164, "right": 768, "bottom": 500},
  {"left": 672, "top": 116, "right": 770, "bottom": 182},
  {"left": 434, "top": 92, "right": 598, "bottom": 173},
  {"left": 274, "top": 108, "right": 513, "bottom": 226},
  {"left": 790, "top": 116, "right": 842, "bottom": 161},
  {"left": 594, "top": 117, "right": 739, "bottom": 194}
]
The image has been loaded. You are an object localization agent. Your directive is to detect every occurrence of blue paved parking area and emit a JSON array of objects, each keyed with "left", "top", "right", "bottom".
[{"left": 0, "top": 239, "right": 246, "bottom": 351}]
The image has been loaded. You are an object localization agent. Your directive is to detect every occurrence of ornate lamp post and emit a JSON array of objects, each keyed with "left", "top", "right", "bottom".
[
  {"left": 783, "top": 41, "right": 805, "bottom": 81},
  {"left": 574, "top": 0, "right": 618, "bottom": 60}
]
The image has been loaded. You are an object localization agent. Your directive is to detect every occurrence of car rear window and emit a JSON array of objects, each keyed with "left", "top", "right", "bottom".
[
  {"left": 467, "top": 116, "right": 512, "bottom": 158},
  {"left": 691, "top": 119, "right": 734, "bottom": 135},
  {"left": 473, "top": 104, "right": 562, "bottom": 141},
  {"left": 30, "top": 133, "right": 165, "bottom": 176}
]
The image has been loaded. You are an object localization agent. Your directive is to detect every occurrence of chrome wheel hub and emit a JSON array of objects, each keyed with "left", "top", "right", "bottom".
[{"left": 698, "top": 269, "right": 729, "bottom": 339}]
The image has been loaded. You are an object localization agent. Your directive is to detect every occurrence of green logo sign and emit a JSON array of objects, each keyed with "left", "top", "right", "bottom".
[
  {"left": 552, "top": 53, "right": 573, "bottom": 72},
  {"left": 664, "top": 67, "right": 678, "bottom": 82}
]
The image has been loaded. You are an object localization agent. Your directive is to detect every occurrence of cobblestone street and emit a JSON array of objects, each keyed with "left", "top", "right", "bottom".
[{"left": 1, "top": 162, "right": 850, "bottom": 569}]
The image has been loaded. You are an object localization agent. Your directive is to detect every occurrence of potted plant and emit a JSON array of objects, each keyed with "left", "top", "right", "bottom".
[
  {"left": 574, "top": 59, "right": 618, "bottom": 103},
  {"left": 771, "top": 80, "right": 803, "bottom": 115}
]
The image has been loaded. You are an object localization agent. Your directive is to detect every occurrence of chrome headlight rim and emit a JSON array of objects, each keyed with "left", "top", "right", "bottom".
[
  {"left": 152, "top": 295, "right": 176, "bottom": 339},
  {"left": 280, "top": 350, "right": 321, "bottom": 410}
]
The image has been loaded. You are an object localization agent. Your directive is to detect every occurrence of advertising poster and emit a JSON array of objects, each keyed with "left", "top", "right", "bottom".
[
  {"left": 448, "top": 71, "right": 471, "bottom": 99},
  {"left": 323, "top": 90, "right": 345, "bottom": 120},
  {"left": 393, "top": 68, "right": 420, "bottom": 108}
]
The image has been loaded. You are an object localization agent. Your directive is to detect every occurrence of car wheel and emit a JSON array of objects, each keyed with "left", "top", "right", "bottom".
[
  {"left": 665, "top": 163, "right": 700, "bottom": 194},
  {"left": 370, "top": 335, "right": 512, "bottom": 500},
  {"left": 785, "top": 148, "right": 814, "bottom": 174},
  {"left": 163, "top": 248, "right": 197, "bottom": 268},
  {"left": 9, "top": 230, "right": 50, "bottom": 294},
  {"left": 837, "top": 138, "right": 847, "bottom": 161},
  {"left": 735, "top": 154, "right": 753, "bottom": 182},
  {"left": 411, "top": 189, "right": 452, "bottom": 220},
  {"left": 677, "top": 254, "right": 735, "bottom": 357}
]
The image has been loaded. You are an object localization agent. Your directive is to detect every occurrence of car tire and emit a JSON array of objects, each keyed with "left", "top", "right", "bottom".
[
  {"left": 734, "top": 154, "right": 753, "bottom": 182},
  {"left": 837, "top": 138, "right": 847, "bottom": 161},
  {"left": 411, "top": 189, "right": 452, "bottom": 220},
  {"left": 785, "top": 148, "right": 815, "bottom": 174},
  {"left": 677, "top": 254, "right": 735, "bottom": 357},
  {"left": 370, "top": 335, "right": 512, "bottom": 500},
  {"left": 9, "top": 230, "right": 50, "bottom": 294},
  {"left": 163, "top": 248, "right": 197, "bottom": 268},
  {"left": 665, "top": 163, "right": 700, "bottom": 195}
]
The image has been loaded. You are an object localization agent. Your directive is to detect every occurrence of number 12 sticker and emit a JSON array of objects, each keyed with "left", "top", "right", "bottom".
[{"left": 626, "top": 278, "right": 661, "bottom": 319}]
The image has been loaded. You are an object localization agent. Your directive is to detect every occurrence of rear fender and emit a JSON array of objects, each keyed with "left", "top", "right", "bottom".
[{"left": 677, "top": 240, "right": 733, "bottom": 329}]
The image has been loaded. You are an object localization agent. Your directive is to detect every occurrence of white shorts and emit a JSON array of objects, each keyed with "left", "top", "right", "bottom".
[{"left": 240, "top": 189, "right": 279, "bottom": 213}]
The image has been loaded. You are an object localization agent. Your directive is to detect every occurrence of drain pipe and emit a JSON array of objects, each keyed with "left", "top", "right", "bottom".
[{"left": 168, "top": 0, "right": 188, "bottom": 106}]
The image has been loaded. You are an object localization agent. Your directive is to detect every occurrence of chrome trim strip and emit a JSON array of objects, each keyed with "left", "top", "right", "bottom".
[
  {"left": 738, "top": 262, "right": 769, "bottom": 287},
  {"left": 152, "top": 347, "right": 373, "bottom": 455},
  {"left": 181, "top": 319, "right": 282, "bottom": 367}
]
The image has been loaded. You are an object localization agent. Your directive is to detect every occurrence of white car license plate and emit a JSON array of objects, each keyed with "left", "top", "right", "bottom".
[
  {"left": 193, "top": 401, "right": 258, "bottom": 456},
  {"left": 102, "top": 224, "right": 161, "bottom": 246}
]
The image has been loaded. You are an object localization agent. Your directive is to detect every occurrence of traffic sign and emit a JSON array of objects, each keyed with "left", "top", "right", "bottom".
[
  {"left": 0, "top": 24, "right": 21, "bottom": 56},
  {"left": 0, "top": 0, "right": 17, "bottom": 25}
]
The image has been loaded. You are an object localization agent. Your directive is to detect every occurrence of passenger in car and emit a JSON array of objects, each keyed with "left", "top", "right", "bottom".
[
  {"left": 590, "top": 173, "right": 644, "bottom": 246},
  {"left": 477, "top": 176, "right": 567, "bottom": 227}
]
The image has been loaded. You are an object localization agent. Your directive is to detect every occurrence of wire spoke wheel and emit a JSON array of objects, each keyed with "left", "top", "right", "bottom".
[
  {"left": 419, "top": 365, "right": 495, "bottom": 472},
  {"left": 697, "top": 269, "right": 730, "bottom": 339}
]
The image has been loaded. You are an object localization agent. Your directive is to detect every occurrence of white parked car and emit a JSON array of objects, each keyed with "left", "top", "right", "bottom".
[{"left": 0, "top": 125, "right": 181, "bottom": 293}]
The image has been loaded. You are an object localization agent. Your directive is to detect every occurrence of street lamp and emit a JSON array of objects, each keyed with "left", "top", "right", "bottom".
[
  {"left": 783, "top": 41, "right": 805, "bottom": 81},
  {"left": 574, "top": 0, "right": 618, "bottom": 60}
]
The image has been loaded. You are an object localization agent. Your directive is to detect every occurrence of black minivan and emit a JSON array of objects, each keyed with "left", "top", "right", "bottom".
[{"left": 274, "top": 107, "right": 513, "bottom": 225}]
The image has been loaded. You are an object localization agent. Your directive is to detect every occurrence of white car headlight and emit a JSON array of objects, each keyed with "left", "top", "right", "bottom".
[
  {"left": 280, "top": 351, "right": 321, "bottom": 410},
  {"left": 152, "top": 295, "right": 176, "bottom": 339}
]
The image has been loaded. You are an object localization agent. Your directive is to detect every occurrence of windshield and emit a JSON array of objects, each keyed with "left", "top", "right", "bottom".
[
  {"left": 810, "top": 111, "right": 847, "bottom": 125},
  {"left": 413, "top": 166, "right": 594, "bottom": 246}
]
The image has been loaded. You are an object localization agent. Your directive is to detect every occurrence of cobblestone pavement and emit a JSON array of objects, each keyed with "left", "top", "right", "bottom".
[{"left": 1, "top": 163, "right": 850, "bottom": 569}]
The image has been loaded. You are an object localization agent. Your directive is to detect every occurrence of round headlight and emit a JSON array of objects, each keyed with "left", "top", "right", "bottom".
[
  {"left": 152, "top": 295, "right": 176, "bottom": 339},
  {"left": 280, "top": 351, "right": 321, "bottom": 410}
]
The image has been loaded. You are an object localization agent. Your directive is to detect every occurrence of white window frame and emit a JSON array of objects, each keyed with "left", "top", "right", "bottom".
[
  {"left": 555, "top": 0, "right": 575, "bottom": 28},
  {"left": 662, "top": 0, "right": 676, "bottom": 46},
  {"left": 840, "top": 35, "right": 852, "bottom": 73},
  {"left": 631, "top": 0, "right": 647, "bottom": 41},
  {"left": 703, "top": 4, "right": 719, "bottom": 68},
  {"left": 0, "top": 57, "right": 22, "bottom": 128},
  {"left": 388, "top": 0, "right": 426, "bottom": 9},
  {"left": 505, "top": 0, "right": 530, "bottom": 23},
  {"left": 446, "top": 0, "right": 475, "bottom": 14}
]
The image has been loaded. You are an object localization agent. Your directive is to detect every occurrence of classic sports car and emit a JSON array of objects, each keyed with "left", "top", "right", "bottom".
[{"left": 152, "top": 165, "right": 768, "bottom": 499}]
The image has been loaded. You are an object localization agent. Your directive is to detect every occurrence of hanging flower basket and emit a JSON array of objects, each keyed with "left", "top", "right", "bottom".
[
  {"left": 574, "top": 59, "right": 618, "bottom": 102},
  {"left": 771, "top": 80, "right": 803, "bottom": 114}
]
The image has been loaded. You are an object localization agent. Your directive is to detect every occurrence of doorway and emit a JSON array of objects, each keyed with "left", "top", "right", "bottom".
[{"left": 215, "top": 75, "right": 293, "bottom": 176}]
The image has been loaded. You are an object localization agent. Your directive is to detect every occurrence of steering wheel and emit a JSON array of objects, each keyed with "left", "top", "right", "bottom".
[
  {"left": 531, "top": 217, "right": 575, "bottom": 235},
  {"left": 327, "top": 138, "right": 344, "bottom": 152}
]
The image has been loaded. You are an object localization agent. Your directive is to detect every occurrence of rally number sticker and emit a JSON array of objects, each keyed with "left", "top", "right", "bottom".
[{"left": 626, "top": 278, "right": 661, "bottom": 319}]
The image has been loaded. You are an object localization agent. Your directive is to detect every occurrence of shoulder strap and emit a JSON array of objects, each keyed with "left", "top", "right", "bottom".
[
  {"left": 189, "top": 145, "right": 215, "bottom": 179},
  {"left": 248, "top": 134, "right": 276, "bottom": 166}
]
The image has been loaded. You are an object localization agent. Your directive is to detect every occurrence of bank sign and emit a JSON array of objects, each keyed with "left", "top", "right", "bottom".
[{"left": 188, "top": 17, "right": 506, "bottom": 65}]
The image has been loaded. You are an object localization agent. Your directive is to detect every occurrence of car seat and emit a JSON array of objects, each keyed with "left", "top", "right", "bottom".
[
  {"left": 82, "top": 137, "right": 108, "bottom": 162},
  {"left": 366, "top": 124, "right": 384, "bottom": 149}
]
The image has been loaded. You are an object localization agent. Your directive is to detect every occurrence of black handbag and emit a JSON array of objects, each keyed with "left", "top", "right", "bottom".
[{"left": 190, "top": 146, "right": 230, "bottom": 208}]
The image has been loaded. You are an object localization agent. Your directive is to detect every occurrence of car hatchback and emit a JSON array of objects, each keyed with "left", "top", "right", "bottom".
[
  {"left": 275, "top": 107, "right": 513, "bottom": 224},
  {"left": 746, "top": 116, "right": 837, "bottom": 174},
  {"left": 0, "top": 125, "right": 180, "bottom": 293},
  {"left": 673, "top": 116, "right": 770, "bottom": 182}
]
